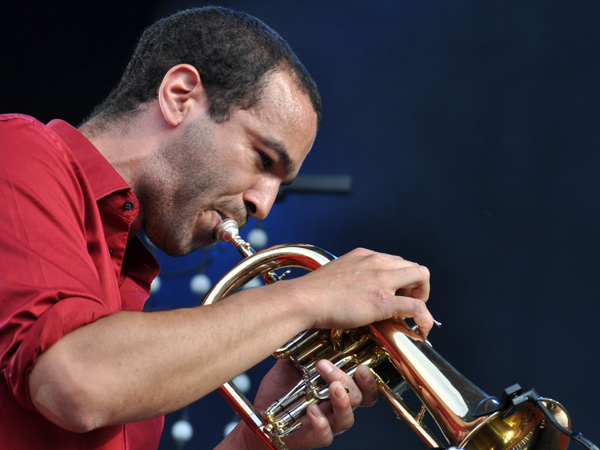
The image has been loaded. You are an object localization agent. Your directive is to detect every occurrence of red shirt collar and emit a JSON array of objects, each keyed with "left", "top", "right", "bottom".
[
  {"left": 47, "top": 119, "right": 131, "bottom": 201},
  {"left": 46, "top": 118, "right": 160, "bottom": 288}
]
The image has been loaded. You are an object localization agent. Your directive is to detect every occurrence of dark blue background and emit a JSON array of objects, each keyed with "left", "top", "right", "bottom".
[{"left": 2, "top": 1, "right": 599, "bottom": 449}]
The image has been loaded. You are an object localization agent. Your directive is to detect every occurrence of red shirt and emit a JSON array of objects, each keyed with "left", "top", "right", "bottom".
[{"left": 0, "top": 115, "right": 163, "bottom": 449}]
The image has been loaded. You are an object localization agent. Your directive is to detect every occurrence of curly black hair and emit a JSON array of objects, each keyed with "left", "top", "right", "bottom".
[{"left": 86, "top": 6, "right": 321, "bottom": 125}]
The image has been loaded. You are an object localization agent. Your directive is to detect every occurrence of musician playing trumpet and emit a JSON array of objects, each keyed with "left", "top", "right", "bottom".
[{"left": 0, "top": 6, "right": 433, "bottom": 449}]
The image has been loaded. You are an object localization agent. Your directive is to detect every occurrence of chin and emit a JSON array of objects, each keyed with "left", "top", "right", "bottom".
[
  {"left": 149, "top": 222, "right": 212, "bottom": 255},
  {"left": 144, "top": 234, "right": 189, "bottom": 257},
  {"left": 176, "top": 236, "right": 218, "bottom": 257}
]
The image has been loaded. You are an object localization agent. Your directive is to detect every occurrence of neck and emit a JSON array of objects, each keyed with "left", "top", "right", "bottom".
[{"left": 79, "top": 105, "right": 167, "bottom": 240}]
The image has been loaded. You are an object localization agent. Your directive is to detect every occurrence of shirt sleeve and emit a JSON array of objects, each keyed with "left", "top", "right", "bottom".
[{"left": 0, "top": 116, "right": 119, "bottom": 411}]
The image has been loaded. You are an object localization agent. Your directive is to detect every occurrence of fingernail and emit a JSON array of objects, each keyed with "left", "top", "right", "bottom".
[
  {"left": 335, "top": 384, "right": 347, "bottom": 399},
  {"left": 316, "top": 359, "right": 333, "bottom": 375},
  {"left": 308, "top": 404, "right": 324, "bottom": 419},
  {"left": 356, "top": 365, "right": 371, "bottom": 381}
]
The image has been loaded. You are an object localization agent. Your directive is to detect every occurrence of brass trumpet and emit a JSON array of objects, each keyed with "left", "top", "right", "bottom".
[{"left": 202, "top": 219, "right": 572, "bottom": 450}]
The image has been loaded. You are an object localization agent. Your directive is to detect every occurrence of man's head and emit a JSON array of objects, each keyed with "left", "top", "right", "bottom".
[
  {"left": 87, "top": 6, "right": 321, "bottom": 127},
  {"left": 83, "top": 7, "right": 321, "bottom": 256},
  {"left": 137, "top": 68, "right": 318, "bottom": 256}
]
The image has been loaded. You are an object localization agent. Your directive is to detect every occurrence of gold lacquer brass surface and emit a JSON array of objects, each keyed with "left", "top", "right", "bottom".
[
  {"left": 462, "top": 400, "right": 570, "bottom": 450},
  {"left": 207, "top": 219, "right": 573, "bottom": 450}
]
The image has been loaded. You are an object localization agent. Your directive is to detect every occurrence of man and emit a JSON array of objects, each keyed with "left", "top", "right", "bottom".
[{"left": 0, "top": 6, "right": 433, "bottom": 449}]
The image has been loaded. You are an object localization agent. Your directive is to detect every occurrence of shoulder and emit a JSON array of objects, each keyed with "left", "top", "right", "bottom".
[
  {"left": 0, "top": 114, "right": 76, "bottom": 169},
  {"left": 1, "top": 113, "right": 63, "bottom": 146},
  {"left": 1, "top": 113, "right": 49, "bottom": 136},
  {"left": 0, "top": 114, "right": 88, "bottom": 205}
]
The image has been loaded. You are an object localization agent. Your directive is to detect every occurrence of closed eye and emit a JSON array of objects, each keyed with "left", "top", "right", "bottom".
[
  {"left": 254, "top": 136, "right": 295, "bottom": 182},
  {"left": 257, "top": 150, "right": 275, "bottom": 170}
]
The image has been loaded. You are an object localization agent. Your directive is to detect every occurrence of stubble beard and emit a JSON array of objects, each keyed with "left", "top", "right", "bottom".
[{"left": 139, "top": 117, "right": 227, "bottom": 256}]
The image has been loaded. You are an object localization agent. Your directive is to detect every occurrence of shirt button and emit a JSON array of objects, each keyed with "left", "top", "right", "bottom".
[
  {"left": 109, "top": 248, "right": 114, "bottom": 257},
  {"left": 124, "top": 200, "right": 134, "bottom": 211}
]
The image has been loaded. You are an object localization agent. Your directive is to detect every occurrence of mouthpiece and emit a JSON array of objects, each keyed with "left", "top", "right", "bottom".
[
  {"left": 216, "top": 219, "right": 240, "bottom": 243},
  {"left": 216, "top": 219, "right": 255, "bottom": 258}
]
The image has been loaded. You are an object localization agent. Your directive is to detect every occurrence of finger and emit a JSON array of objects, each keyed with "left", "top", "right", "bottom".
[
  {"left": 280, "top": 403, "right": 334, "bottom": 449},
  {"left": 316, "top": 360, "right": 363, "bottom": 408},
  {"left": 327, "top": 380, "right": 355, "bottom": 433},
  {"left": 393, "top": 295, "right": 434, "bottom": 338},
  {"left": 305, "top": 403, "right": 334, "bottom": 447},
  {"left": 388, "top": 264, "right": 431, "bottom": 301},
  {"left": 353, "top": 365, "right": 378, "bottom": 407}
]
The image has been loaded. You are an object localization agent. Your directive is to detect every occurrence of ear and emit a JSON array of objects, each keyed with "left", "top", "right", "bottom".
[{"left": 158, "top": 64, "right": 207, "bottom": 127}]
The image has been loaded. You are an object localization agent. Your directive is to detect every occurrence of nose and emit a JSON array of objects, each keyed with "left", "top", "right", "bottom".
[{"left": 243, "top": 178, "right": 280, "bottom": 221}]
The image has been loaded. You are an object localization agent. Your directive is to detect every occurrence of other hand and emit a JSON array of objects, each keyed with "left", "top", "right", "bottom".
[
  {"left": 280, "top": 248, "right": 434, "bottom": 338},
  {"left": 234, "top": 358, "right": 377, "bottom": 450}
]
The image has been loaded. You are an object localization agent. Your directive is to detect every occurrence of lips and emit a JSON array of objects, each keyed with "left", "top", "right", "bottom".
[{"left": 218, "top": 208, "right": 247, "bottom": 230}]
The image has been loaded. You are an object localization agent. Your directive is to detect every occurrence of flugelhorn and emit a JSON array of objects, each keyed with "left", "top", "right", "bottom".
[{"left": 201, "top": 219, "right": 573, "bottom": 450}]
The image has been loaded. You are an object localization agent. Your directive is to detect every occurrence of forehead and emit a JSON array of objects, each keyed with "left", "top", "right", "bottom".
[{"left": 246, "top": 70, "right": 318, "bottom": 168}]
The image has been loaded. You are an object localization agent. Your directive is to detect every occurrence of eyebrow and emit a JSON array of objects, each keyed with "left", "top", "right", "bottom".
[{"left": 258, "top": 136, "right": 297, "bottom": 185}]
